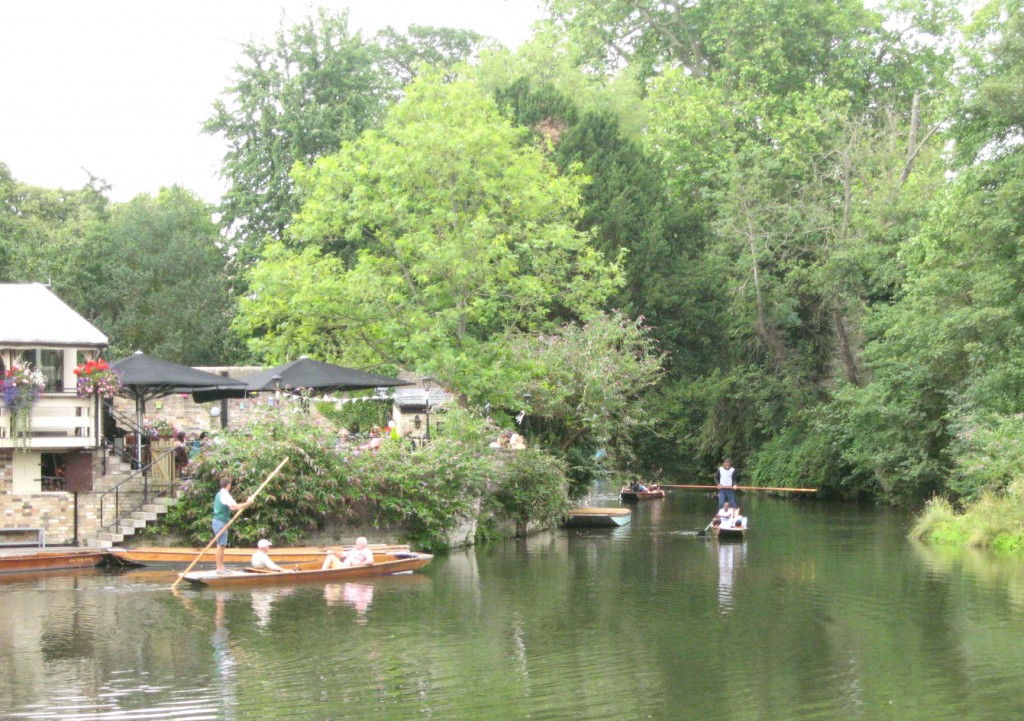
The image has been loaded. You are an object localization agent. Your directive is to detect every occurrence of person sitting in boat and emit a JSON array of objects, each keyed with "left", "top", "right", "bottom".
[
  {"left": 629, "top": 481, "right": 649, "bottom": 492},
  {"left": 322, "top": 537, "right": 375, "bottom": 569},
  {"left": 251, "top": 539, "right": 293, "bottom": 572},
  {"left": 716, "top": 502, "right": 735, "bottom": 520},
  {"left": 731, "top": 508, "right": 748, "bottom": 528}
]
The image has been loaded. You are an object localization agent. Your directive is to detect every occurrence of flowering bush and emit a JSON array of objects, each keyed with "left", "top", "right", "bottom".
[
  {"left": 1, "top": 365, "right": 46, "bottom": 447},
  {"left": 143, "top": 418, "right": 174, "bottom": 439},
  {"left": 74, "top": 359, "right": 122, "bottom": 397}
]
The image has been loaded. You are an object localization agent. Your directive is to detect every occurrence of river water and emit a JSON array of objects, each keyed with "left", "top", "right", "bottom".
[{"left": 2, "top": 493, "right": 1024, "bottom": 720}]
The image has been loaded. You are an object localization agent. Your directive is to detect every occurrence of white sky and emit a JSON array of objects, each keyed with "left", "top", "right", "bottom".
[{"left": 0, "top": 0, "right": 543, "bottom": 203}]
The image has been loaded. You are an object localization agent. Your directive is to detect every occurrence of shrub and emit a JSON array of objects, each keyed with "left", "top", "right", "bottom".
[{"left": 488, "top": 448, "right": 572, "bottom": 536}]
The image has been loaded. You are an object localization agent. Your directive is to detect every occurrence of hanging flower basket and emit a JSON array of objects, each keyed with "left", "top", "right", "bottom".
[
  {"left": 1, "top": 365, "right": 46, "bottom": 448},
  {"left": 74, "top": 359, "right": 122, "bottom": 398}
]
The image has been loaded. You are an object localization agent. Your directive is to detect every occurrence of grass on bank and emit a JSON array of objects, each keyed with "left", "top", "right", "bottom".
[{"left": 911, "top": 484, "right": 1024, "bottom": 552}]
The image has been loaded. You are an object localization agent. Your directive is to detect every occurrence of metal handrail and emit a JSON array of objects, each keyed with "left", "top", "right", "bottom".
[{"left": 96, "top": 446, "right": 181, "bottom": 532}]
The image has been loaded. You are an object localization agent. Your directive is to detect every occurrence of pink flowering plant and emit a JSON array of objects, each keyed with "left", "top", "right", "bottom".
[
  {"left": 1, "top": 365, "right": 46, "bottom": 447},
  {"left": 143, "top": 418, "right": 174, "bottom": 439},
  {"left": 73, "top": 359, "right": 122, "bottom": 397}
]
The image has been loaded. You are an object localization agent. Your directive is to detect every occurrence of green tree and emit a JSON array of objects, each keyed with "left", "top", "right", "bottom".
[
  {"left": 0, "top": 164, "right": 111, "bottom": 307},
  {"left": 235, "top": 72, "right": 624, "bottom": 401},
  {"left": 822, "top": 1, "right": 1024, "bottom": 503},
  {"left": 91, "top": 187, "right": 241, "bottom": 364},
  {"left": 204, "top": 9, "right": 394, "bottom": 261}
]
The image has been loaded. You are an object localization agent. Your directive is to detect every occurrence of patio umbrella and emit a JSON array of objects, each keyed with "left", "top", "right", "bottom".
[
  {"left": 109, "top": 351, "right": 248, "bottom": 469},
  {"left": 241, "top": 357, "right": 411, "bottom": 394}
]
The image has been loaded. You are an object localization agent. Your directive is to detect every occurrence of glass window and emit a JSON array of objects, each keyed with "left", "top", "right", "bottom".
[
  {"left": 15, "top": 349, "right": 65, "bottom": 392},
  {"left": 39, "top": 349, "right": 63, "bottom": 392}
]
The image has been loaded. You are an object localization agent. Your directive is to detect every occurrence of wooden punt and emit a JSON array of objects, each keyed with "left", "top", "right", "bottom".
[
  {"left": 619, "top": 487, "right": 666, "bottom": 501},
  {"left": 107, "top": 544, "right": 410, "bottom": 567},
  {"left": 565, "top": 507, "right": 632, "bottom": 528},
  {"left": 0, "top": 550, "right": 108, "bottom": 574},
  {"left": 181, "top": 551, "right": 434, "bottom": 588},
  {"left": 711, "top": 524, "right": 747, "bottom": 540}
]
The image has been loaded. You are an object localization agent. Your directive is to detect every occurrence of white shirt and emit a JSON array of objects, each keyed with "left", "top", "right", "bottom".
[
  {"left": 718, "top": 466, "right": 735, "bottom": 487},
  {"left": 251, "top": 549, "right": 284, "bottom": 571}
]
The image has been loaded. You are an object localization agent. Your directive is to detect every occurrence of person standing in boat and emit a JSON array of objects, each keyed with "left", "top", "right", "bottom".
[
  {"left": 212, "top": 478, "right": 253, "bottom": 573},
  {"left": 715, "top": 459, "right": 738, "bottom": 509}
]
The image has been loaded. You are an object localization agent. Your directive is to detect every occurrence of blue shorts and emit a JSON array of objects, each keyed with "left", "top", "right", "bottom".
[{"left": 212, "top": 518, "right": 229, "bottom": 546}]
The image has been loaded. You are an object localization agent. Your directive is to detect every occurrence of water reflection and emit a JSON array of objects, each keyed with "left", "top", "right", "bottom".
[
  {"left": 910, "top": 538, "right": 1024, "bottom": 610},
  {"left": 250, "top": 587, "right": 295, "bottom": 627},
  {"left": 324, "top": 582, "right": 374, "bottom": 622},
  {"left": 715, "top": 539, "right": 746, "bottom": 614},
  {"left": 212, "top": 592, "right": 238, "bottom": 717}
]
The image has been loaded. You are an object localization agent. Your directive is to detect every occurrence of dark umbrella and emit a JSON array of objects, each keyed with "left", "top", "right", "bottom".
[
  {"left": 241, "top": 356, "right": 411, "bottom": 394},
  {"left": 109, "top": 351, "right": 248, "bottom": 469}
]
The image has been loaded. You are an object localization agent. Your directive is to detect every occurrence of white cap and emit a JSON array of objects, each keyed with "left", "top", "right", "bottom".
[{"left": 257, "top": 539, "right": 272, "bottom": 548}]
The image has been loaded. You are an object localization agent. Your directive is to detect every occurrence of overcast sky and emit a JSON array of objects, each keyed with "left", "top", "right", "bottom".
[{"left": 0, "top": 0, "right": 543, "bottom": 203}]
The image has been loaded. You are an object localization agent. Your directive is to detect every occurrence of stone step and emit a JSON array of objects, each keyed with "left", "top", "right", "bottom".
[
  {"left": 118, "top": 517, "right": 147, "bottom": 529},
  {"left": 131, "top": 511, "right": 158, "bottom": 522},
  {"left": 116, "top": 525, "right": 136, "bottom": 537},
  {"left": 95, "top": 531, "right": 124, "bottom": 543},
  {"left": 141, "top": 503, "right": 169, "bottom": 514}
]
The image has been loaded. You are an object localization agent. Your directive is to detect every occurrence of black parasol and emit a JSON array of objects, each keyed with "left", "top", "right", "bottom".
[
  {"left": 240, "top": 357, "right": 411, "bottom": 394},
  {"left": 109, "top": 351, "right": 248, "bottom": 468}
]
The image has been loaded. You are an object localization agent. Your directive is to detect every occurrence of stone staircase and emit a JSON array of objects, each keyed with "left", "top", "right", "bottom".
[{"left": 82, "top": 452, "right": 180, "bottom": 549}]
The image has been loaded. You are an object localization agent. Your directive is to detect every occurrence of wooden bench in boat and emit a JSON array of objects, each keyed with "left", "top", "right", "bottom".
[{"left": 0, "top": 527, "right": 46, "bottom": 548}]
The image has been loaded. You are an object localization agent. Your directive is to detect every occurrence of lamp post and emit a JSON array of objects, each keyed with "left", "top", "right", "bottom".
[
  {"left": 271, "top": 373, "right": 282, "bottom": 408},
  {"left": 421, "top": 376, "right": 433, "bottom": 441}
]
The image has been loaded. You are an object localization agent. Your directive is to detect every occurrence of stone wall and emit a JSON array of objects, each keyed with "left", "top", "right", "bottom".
[{"left": 0, "top": 449, "right": 105, "bottom": 545}]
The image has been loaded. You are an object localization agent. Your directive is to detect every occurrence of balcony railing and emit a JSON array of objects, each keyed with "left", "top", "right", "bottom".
[{"left": 0, "top": 394, "right": 98, "bottom": 450}]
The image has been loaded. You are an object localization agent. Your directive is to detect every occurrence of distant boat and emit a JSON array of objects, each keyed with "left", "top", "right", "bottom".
[
  {"left": 180, "top": 551, "right": 433, "bottom": 588},
  {"left": 619, "top": 486, "right": 666, "bottom": 501},
  {"left": 711, "top": 524, "right": 747, "bottom": 540},
  {"left": 565, "top": 507, "right": 632, "bottom": 528},
  {"left": 0, "top": 550, "right": 107, "bottom": 574},
  {"left": 107, "top": 544, "right": 410, "bottom": 567}
]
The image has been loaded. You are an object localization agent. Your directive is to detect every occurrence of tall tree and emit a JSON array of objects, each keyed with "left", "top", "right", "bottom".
[
  {"left": 204, "top": 9, "right": 394, "bottom": 262},
  {"left": 91, "top": 187, "right": 241, "bottom": 365},
  {"left": 234, "top": 72, "right": 624, "bottom": 402},
  {"left": 825, "top": 0, "right": 1024, "bottom": 502},
  {"left": 205, "top": 11, "right": 495, "bottom": 266}
]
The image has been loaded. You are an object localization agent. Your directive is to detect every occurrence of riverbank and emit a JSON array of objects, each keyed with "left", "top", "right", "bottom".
[{"left": 910, "top": 493, "right": 1024, "bottom": 552}]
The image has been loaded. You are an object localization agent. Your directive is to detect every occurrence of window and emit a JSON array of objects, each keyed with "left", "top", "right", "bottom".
[
  {"left": 41, "top": 452, "right": 67, "bottom": 491},
  {"left": 16, "top": 348, "right": 65, "bottom": 392}
]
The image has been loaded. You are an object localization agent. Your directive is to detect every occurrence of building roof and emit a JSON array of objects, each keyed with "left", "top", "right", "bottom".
[{"left": 0, "top": 283, "right": 108, "bottom": 348}]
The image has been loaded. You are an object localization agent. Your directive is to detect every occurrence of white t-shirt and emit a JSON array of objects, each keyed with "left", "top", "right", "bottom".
[
  {"left": 251, "top": 549, "right": 284, "bottom": 571},
  {"left": 718, "top": 466, "right": 735, "bottom": 487}
]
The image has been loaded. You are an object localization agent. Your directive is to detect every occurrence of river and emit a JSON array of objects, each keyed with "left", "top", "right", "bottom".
[{"left": 2, "top": 493, "right": 1024, "bottom": 720}]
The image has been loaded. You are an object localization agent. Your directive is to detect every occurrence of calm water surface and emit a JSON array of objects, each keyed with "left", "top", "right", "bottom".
[{"left": 3, "top": 493, "right": 1024, "bottom": 720}]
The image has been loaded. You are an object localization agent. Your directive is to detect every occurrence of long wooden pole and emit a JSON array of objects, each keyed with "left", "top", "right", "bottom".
[
  {"left": 659, "top": 484, "right": 818, "bottom": 493},
  {"left": 170, "top": 457, "right": 290, "bottom": 590}
]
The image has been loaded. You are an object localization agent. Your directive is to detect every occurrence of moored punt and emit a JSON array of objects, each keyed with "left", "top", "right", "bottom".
[
  {"left": 108, "top": 544, "right": 411, "bottom": 567},
  {"left": 0, "top": 549, "right": 108, "bottom": 574},
  {"left": 619, "top": 487, "right": 666, "bottom": 501},
  {"left": 565, "top": 507, "right": 632, "bottom": 528},
  {"left": 181, "top": 551, "right": 433, "bottom": 588}
]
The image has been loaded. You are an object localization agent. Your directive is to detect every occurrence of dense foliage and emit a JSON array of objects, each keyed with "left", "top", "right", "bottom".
[
  {"left": 155, "top": 409, "right": 573, "bottom": 550},
  {"left": 14, "top": 1, "right": 1024, "bottom": 538}
]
